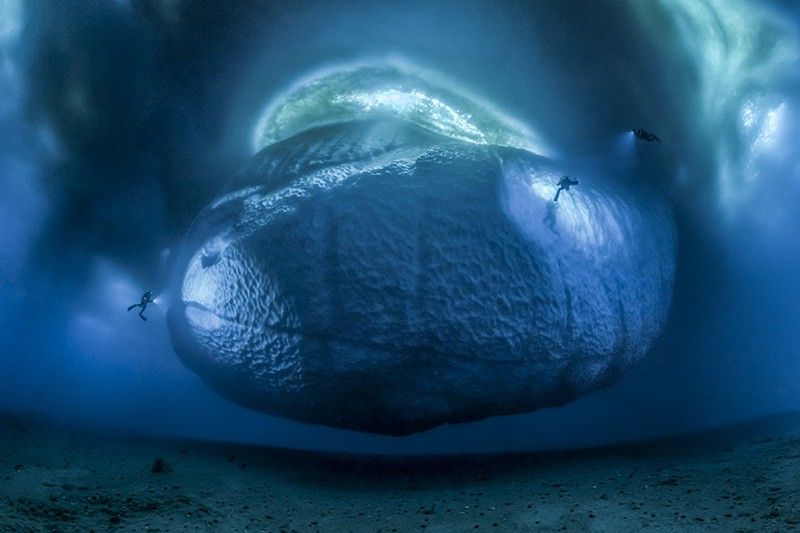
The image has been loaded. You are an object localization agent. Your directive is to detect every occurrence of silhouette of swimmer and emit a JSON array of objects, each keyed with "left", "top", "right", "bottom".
[
  {"left": 634, "top": 128, "right": 661, "bottom": 143},
  {"left": 127, "top": 291, "right": 154, "bottom": 321},
  {"left": 553, "top": 176, "right": 578, "bottom": 202}
]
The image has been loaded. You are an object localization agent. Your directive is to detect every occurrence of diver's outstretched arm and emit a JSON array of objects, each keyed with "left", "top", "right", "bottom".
[{"left": 553, "top": 188, "right": 561, "bottom": 202}]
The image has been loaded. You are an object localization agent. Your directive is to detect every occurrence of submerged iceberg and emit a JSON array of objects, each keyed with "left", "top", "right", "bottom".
[{"left": 168, "top": 64, "right": 676, "bottom": 435}]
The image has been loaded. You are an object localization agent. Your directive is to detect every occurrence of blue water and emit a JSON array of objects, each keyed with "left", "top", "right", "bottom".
[{"left": 1, "top": 0, "right": 799, "bottom": 454}]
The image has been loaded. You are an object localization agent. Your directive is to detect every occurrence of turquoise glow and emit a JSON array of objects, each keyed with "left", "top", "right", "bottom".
[{"left": 252, "top": 61, "right": 553, "bottom": 157}]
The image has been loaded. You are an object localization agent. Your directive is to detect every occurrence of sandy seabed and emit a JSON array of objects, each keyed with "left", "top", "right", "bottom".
[{"left": 1, "top": 412, "right": 800, "bottom": 532}]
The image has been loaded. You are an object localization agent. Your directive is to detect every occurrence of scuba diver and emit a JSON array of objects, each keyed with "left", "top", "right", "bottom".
[
  {"left": 634, "top": 128, "right": 661, "bottom": 143},
  {"left": 127, "top": 291, "right": 154, "bottom": 321},
  {"left": 553, "top": 176, "right": 578, "bottom": 202}
]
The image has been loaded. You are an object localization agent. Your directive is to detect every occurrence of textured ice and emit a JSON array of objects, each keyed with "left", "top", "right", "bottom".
[
  {"left": 252, "top": 62, "right": 552, "bottom": 156},
  {"left": 168, "top": 67, "right": 676, "bottom": 435}
]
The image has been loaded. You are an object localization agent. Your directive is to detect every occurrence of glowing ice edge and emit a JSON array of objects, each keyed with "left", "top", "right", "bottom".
[{"left": 252, "top": 60, "right": 553, "bottom": 157}]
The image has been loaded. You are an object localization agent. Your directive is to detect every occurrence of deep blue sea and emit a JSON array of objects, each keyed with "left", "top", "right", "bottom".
[{"left": 1, "top": 0, "right": 799, "bottom": 456}]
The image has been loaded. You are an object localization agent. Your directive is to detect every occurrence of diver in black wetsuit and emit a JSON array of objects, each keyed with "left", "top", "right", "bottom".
[
  {"left": 634, "top": 128, "right": 661, "bottom": 143},
  {"left": 553, "top": 176, "right": 578, "bottom": 202},
  {"left": 127, "top": 291, "right": 154, "bottom": 321}
]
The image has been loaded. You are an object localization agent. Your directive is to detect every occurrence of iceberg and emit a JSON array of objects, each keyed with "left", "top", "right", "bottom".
[{"left": 168, "top": 64, "right": 676, "bottom": 435}]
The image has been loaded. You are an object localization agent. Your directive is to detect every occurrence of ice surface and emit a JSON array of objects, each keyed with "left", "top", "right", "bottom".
[
  {"left": 169, "top": 68, "right": 676, "bottom": 435},
  {"left": 252, "top": 62, "right": 552, "bottom": 156}
]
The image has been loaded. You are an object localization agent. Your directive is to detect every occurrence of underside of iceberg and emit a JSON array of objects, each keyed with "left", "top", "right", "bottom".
[{"left": 168, "top": 64, "right": 676, "bottom": 435}]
